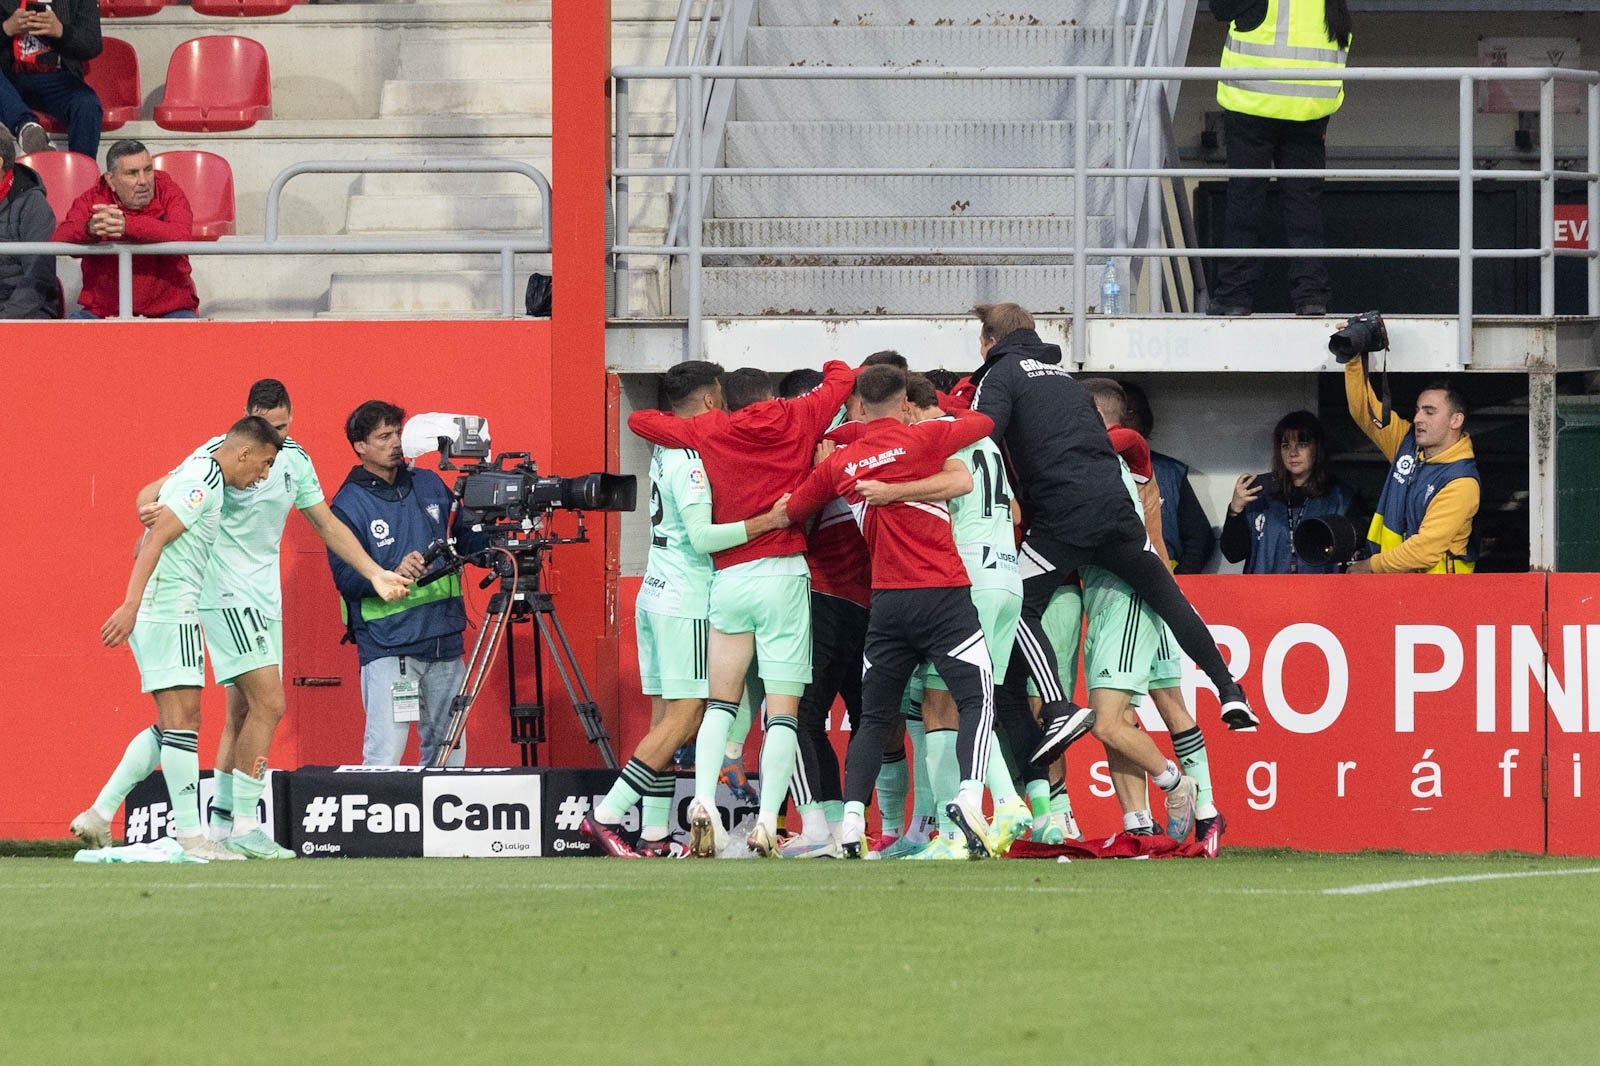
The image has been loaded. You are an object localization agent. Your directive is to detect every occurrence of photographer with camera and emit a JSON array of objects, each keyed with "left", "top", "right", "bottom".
[
  {"left": 328, "top": 400, "right": 488, "bottom": 766},
  {"left": 1221, "top": 410, "right": 1358, "bottom": 574},
  {"left": 1336, "top": 315, "right": 1479, "bottom": 574}
]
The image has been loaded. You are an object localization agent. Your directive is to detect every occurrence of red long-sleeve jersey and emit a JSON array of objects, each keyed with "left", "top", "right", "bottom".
[
  {"left": 787, "top": 409, "right": 994, "bottom": 590},
  {"left": 627, "top": 360, "right": 857, "bottom": 570},
  {"left": 805, "top": 419, "right": 871, "bottom": 607}
]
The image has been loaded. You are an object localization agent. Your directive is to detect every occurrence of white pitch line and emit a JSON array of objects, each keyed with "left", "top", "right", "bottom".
[{"left": 1323, "top": 866, "right": 1600, "bottom": 896}]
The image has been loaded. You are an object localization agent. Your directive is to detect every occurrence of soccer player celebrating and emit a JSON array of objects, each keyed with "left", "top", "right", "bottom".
[
  {"left": 581, "top": 362, "right": 790, "bottom": 857},
  {"left": 786, "top": 366, "right": 1003, "bottom": 859},
  {"left": 967, "top": 303, "right": 1255, "bottom": 756},
  {"left": 1081, "top": 379, "right": 1221, "bottom": 850},
  {"left": 853, "top": 374, "right": 1034, "bottom": 858},
  {"left": 72, "top": 382, "right": 410, "bottom": 858},
  {"left": 80, "top": 417, "right": 282, "bottom": 861},
  {"left": 629, "top": 360, "right": 859, "bottom": 857}
]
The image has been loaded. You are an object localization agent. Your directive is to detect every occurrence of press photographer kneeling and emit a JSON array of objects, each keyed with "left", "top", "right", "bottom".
[{"left": 1335, "top": 313, "right": 1479, "bottom": 574}]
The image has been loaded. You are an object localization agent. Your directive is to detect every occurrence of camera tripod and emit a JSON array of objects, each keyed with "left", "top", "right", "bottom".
[{"left": 431, "top": 540, "right": 618, "bottom": 770}]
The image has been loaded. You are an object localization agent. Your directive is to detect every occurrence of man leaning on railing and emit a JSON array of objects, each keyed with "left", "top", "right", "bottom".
[{"left": 52, "top": 137, "right": 199, "bottom": 319}]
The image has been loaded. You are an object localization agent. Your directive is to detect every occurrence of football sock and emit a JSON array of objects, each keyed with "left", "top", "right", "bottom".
[
  {"left": 728, "top": 677, "right": 758, "bottom": 753},
  {"left": 957, "top": 780, "right": 985, "bottom": 807},
  {"left": 756, "top": 714, "right": 800, "bottom": 832},
  {"left": 1049, "top": 789, "right": 1074, "bottom": 817},
  {"left": 597, "top": 757, "right": 653, "bottom": 824},
  {"left": 1124, "top": 808, "right": 1154, "bottom": 832},
  {"left": 840, "top": 801, "right": 866, "bottom": 845},
  {"left": 874, "top": 750, "right": 909, "bottom": 836},
  {"left": 693, "top": 700, "right": 738, "bottom": 803},
  {"left": 231, "top": 768, "right": 265, "bottom": 834},
  {"left": 906, "top": 718, "right": 933, "bottom": 818},
  {"left": 924, "top": 728, "right": 960, "bottom": 836},
  {"left": 822, "top": 799, "right": 844, "bottom": 833},
  {"left": 159, "top": 729, "right": 202, "bottom": 837},
  {"left": 1171, "top": 725, "right": 1216, "bottom": 810},
  {"left": 983, "top": 733, "right": 1020, "bottom": 805},
  {"left": 210, "top": 767, "right": 235, "bottom": 836},
  {"left": 905, "top": 815, "right": 937, "bottom": 845},
  {"left": 91, "top": 725, "right": 163, "bottom": 822},
  {"left": 1026, "top": 778, "right": 1051, "bottom": 819},
  {"left": 642, "top": 769, "right": 674, "bottom": 841},
  {"left": 797, "top": 803, "right": 830, "bottom": 842},
  {"left": 1153, "top": 760, "right": 1182, "bottom": 793}
]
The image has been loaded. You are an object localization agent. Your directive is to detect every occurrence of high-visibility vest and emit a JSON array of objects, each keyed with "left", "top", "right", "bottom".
[{"left": 1217, "top": 0, "right": 1348, "bottom": 122}]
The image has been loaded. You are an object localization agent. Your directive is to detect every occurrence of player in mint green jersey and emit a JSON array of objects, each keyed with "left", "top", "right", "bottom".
[
  {"left": 73, "top": 381, "right": 410, "bottom": 860},
  {"left": 582, "top": 361, "right": 790, "bottom": 857},
  {"left": 75, "top": 417, "right": 281, "bottom": 861}
]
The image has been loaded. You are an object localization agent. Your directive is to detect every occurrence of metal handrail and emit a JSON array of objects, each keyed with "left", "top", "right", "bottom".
[
  {"left": 21, "top": 158, "right": 554, "bottom": 318},
  {"left": 611, "top": 63, "right": 1600, "bottom": 362}
]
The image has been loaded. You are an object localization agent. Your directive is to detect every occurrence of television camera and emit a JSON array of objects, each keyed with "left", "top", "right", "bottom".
[{"left": 400, "top": 414, "right": 637, "bottom": 769}]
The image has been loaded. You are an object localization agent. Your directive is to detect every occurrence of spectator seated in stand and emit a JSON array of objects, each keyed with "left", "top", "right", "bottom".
[
  {"left": 1220, "top": 409, "right": 1358, "bottom": 574},
  {"left": 0, "top": 126, "right": 59, "bottom": 317},
  {"left": 52, "top": 137, "right": 199, "bottom": 319},
  {"left": 0, "top": 0, "right": 104, "bottom": 160}
]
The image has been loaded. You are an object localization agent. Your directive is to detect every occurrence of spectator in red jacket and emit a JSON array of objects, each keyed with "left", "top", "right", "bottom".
[{"left": 53, "top": 138, "right": 199, "bottom": 319}]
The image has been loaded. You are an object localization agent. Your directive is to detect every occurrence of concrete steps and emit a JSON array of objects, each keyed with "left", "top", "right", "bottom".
[
  {"left": 698, "top": 264, "right": 1082, "bottom": 316},
  {"left": 689, "top": 0, "right": 1132, "bottom": 316}
]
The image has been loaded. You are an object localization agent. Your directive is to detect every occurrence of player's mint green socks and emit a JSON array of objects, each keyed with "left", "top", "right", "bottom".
[
  {"left": 210, "top": 766, "right": 235, "bottom": 837},
  {"left": 923, "top": 729, "right": 960, "bottom": 836},
  {"left": 693, "top": 700, "right": 738, "bottom": 802},
  {"left": 874, "top": 750, "right": 909, "bottom": 836},
  {"left": 1171, "top": 725, "right": 1218, "bottom": 817},
  {"left": 91, "top": 725, "right": 163, "bottom": 822},
  {"left": 756, "top": 714, "right": 799, "bottom": 834},
  {"left": 597, "top": 757, "right": 654, "bottom": 824},
  {"left": 1049, "top": 780, "right": 1075, "bottom": 819},
  {"left": 907, "top": 718, "right": 932, "bottom": 816},
  {"left": 983, "top": 733, "right": 1020, "bottom": 805},
  {"left": 641, "top": 769, "right": 674, "bottom": 841},
  {"left": 159, "top": 729, "right": 202, "bottom": 837},
  {"left": 231, "top": 768, "right": 265, "bottom": 833},
  {"left": 1026, "top": 778, "right": 1051, "bottom": 820},
  {"left": 727, "top": 686, "right": 755, "bottom": 754}
]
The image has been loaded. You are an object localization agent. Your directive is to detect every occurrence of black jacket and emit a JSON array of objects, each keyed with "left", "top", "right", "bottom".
[
  {"left": 0, "top": 162, "right": 58, "bottom": 319},
  {"left": 1, "top": 0, "right": 102, "bottom": 78},
  {"left": 970, "top": 328, "right": 1141, "bottom": 547}
]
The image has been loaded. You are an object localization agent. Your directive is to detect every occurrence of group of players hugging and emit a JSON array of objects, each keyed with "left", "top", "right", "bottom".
[{"left": 582, "top": 303, "right": 1258, "bottom": 860}]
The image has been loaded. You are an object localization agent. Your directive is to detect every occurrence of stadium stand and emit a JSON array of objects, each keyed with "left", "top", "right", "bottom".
[
  {"left": 152, "top": 150, "right": 237, "bottom": 239},
  {"left": 191, "top": 0, "right": 306, "bottom": 16},
  {"left": 98, "top": 0, "right": 171, "bottom": 18},
  {"left": 18, "top": 150, "right": 100, "bottom": 225},
  {"left": 153, "top": 35, "right": 273, "bottom": 132},
  {"left": 35, "top": 38, "right": 141, "bottom": 135}
]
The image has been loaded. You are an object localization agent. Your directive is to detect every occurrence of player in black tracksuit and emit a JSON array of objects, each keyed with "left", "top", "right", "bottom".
[{"left": 970, "top": 320, "right": 1257, "bottom": 756}]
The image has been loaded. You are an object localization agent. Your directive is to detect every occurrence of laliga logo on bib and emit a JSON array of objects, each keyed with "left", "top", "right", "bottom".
[
  {"left": 370, "top": 519, "right": 390, "bottom": 540},
  {"left": 1394, "top": 454, "right": 1417, "bottom": 481},
  {"left": 426, "top": 504, "right": 441, "bottom": 522}
]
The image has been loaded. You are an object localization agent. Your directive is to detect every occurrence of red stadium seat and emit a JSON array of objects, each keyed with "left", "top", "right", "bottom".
[
  {"left": 192, "top": 0, "right": 306, "bottom": 15},
  {"left": 98, "top": 0, "right": 169, "bottom": 16},
  {"left": 17, "top": 150, "right": 101, "bottom": 226},
  {"left": 37, "top": 37, "right": 141, "bottom": 134},
  {"left": 152, "top": 150, "right": 236, "bottom": 240},
  {"left": 153, "top": 36, "right": 272, "bottom": 133}
]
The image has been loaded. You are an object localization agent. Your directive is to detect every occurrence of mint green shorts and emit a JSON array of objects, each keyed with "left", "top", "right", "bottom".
[
  {"left": 925, "top": 587, "right": 1023, "bottom": 691},
  {"left": 200, "top": 607, "right": 282, "bottom": 686},
  {"left": 635, "top": 608, "right": 710, "bottom": 701},
  {"left": 1081, "top": 565, "right": 1162, "bottom": 701},
  {"left": 709, "top": 570, "right": 811, "bottom": 696},
  {"left": 129, "top": 618, "right": 206, "bottom": 693}
]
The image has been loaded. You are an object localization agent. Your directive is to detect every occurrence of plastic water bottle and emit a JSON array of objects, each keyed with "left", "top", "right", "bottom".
[{"left": 1100, "top": 259, "right": 1123, "bottom": 315}]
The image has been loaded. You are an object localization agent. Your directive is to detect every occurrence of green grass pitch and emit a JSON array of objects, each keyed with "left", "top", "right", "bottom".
[{"left": 6, "top": 850, "right": 1598, "bottom": 1064}]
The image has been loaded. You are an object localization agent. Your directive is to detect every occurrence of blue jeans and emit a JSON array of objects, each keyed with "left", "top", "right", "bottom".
[
  {"left": 360, "top": 654, "right": 468, "bottom": 767},
  {"left": 70, "top": 307, "right": 200, "bottom": 319},
  {"left": 0, "top": 68, "right": 102, "bottom": 160}
]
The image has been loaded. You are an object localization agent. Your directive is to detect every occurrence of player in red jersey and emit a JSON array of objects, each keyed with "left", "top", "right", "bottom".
[
  {"left": 786, "top": 366, "right": 1005, "bottom": 859},
  {"left": 627, "top": 360, "right": 858, "bottom": 857}
]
